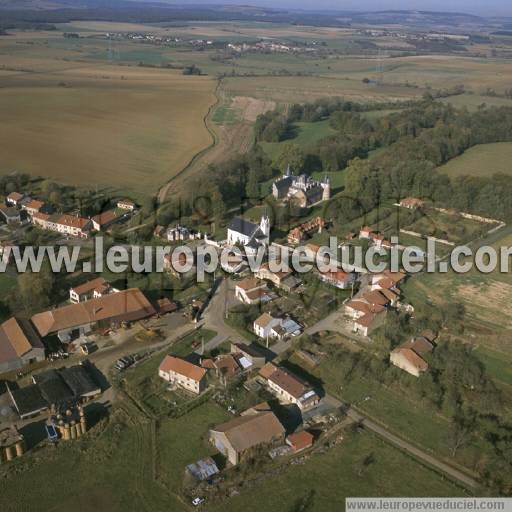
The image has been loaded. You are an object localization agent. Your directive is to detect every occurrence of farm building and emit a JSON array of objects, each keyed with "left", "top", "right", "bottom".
[
  {"left": 0, "top": 317, "right": 45, "bottom": 374},
  {"left": 0, "top": 204, "right": 21, "bottom": 225},
  {"left": 7, "top": 363, "right": 101, "bottom": 419},
  {"left": 210, "top": 410, "right": 285, "bottom": 466},
  {"left": 31, "top": 288, "right": 155, "bottom": 341}
]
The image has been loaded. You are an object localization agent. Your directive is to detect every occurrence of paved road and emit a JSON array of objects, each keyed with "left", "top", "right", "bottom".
[{"left": 198, "top": 277, "right": 249, "bottom": 354}]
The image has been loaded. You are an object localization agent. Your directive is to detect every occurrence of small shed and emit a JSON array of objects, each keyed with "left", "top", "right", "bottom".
[{"left": 186, "top": 457, "right": 220, "bottom": 482}]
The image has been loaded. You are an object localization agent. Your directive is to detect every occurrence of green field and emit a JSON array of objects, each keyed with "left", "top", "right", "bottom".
[
  {"left": 261, "top": 119, "right": 337, "bottom": 161},
  {"left": 0, "top": 402, "right": 466, "bottom": 512},
  {"left": 438, "top": 142, "right": 512, "bottom": 178},
  {"left": 440, "top": 94, "right": 512, "bottom": 111}
]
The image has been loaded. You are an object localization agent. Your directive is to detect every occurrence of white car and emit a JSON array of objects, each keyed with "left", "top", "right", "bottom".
[{"left": 192, "top": 497, "right": 205, "bottom": 506}]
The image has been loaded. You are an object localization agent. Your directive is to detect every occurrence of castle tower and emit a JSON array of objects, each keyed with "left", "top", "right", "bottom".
[{"left": 322, "top": 176, "right": 331, "bottom": 201}]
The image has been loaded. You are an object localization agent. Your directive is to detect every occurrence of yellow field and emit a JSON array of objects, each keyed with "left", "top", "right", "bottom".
[{"left": 0, "top": 34, "right": 216, "bottom": 195}]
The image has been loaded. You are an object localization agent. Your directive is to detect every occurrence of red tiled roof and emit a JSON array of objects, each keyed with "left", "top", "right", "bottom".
[
  {"left": 287, "top": 431, "right": 314, "bottom": 451},
  {"left": 159, "top": 355, "right": 206, "bottom": 382},
  {"left": 56, "top": 214, "right": 91, "bottom": 230},
  {"left": 31, "top": 288, "right": 155, "bottom": 337},
  {"left": 392, "top": 347, "right": 428, "bottom": 372}
]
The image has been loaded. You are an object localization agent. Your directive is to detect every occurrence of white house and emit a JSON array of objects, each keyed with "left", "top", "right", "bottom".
[
  {"left": 235, "top": 278, "right": 272, "bottom": 305},
  {"left": 253, "top": 312, "right": 282, "bottom": 338},
  {"left": 158, "top": 355, "right": 207, "bottom": 394}
]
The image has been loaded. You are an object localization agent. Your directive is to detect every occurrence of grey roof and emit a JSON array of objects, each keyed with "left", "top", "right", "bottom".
[
  {"left": 59, "top": 365, "right": 100, "bottom": 397},
  {"left": 186, "top": 457, "right": 220, "bottom": 481},
  {"left": 273, "top": 176, "right": 293, "bottom": 191},
  {"left": 9, "top": 384, "right": 48, "bottom": 417},
  {"left": 228, "top": 217, "right": 259, "bottom": 238},
  {"left": 33, "top": 369, "right": 74, "bottom": 405}
]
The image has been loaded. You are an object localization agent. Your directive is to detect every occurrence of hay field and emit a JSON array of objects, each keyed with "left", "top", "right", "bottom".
[
  {"left": 222, "top": 75, "right": 421, "bottom": 104},
  {"left": 0, "top": 32, "right": 216, "bottom": 195},
  {"left": 438, "top": 143, "right": 512, "bottom": 178}
]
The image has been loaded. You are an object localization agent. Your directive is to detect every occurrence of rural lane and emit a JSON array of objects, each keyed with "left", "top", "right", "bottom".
[{"left": 345, "top": 407, "right": 479, "bottom": 490}]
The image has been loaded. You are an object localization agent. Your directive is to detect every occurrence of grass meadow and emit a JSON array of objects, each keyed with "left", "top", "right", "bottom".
[{"left": 438, "top": 142, "right": 512, "bottom": 178}]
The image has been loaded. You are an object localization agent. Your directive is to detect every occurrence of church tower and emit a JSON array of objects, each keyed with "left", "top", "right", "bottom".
[{"left": 260, "top": 214, "right": 270, "bottom": 241}]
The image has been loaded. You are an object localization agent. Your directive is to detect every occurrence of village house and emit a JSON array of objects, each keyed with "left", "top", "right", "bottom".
[
  {"left": 91, "top": 209, "right": 126, "bottom": 231},
  {"left": 230, "top": 342, "right": 267, "bottom": 369},
  {"left": 352, "top": 310, "right": 386, "bottom": 337},
  {"left": 116, "top": 199, "right": 136, "bottom": 211},
  {"left": 253, "top": 312, "right": 301, "bottom": 340},
  {"left": 31, "top": 288, "right": 155, "bottom": 342},
  {"left": 259, "top": 362, "right": 319, "bottom": 411},
  {"left": 372, "top": 270, "right": 407, "bottom": 290},
  {"left": 69, "top": 277, "right": 120, "bottom": 304},
  {"left": 287, "top": 217, "right": 326, "bottom": 245},
  {"left": 317, "top": 269, "right": 357, "bottom": 290},
  {"left": 158, "top": 355, "right": 207, "bottom": 394},
  {"left": 253, "top": 312, "right": 282, "bottom": 338},
  {"left": 21, "top": 199, "right": 47, "bottom": 217},
  {"left": 221, "top": 253, "right": 248, "bottom": 274},
  {"left": 344, "top": 299, "right": 386, "bottom": 320},
  {"left": 399, "top": 197, "right": 425, "bottom": 210},
  {"left": 32, "top": 213, "right": 93, "bottom": 239},
  {"left": 166, "top": 225, "right": 200, "bottom": 242},
  {"left": 209, "top": 410, "right": 285, "bottom": 466},
  {"left": 0, "top": 204, "right": 21, "bottom": 225},
  {"left": 390, "top": 332, "right": 437, "bottom": 377},
  {"left": 5, "top": 192, "right": 26, "bottom": 207},
  {"left": 0, "top": 317, "right": 45, "bottom": 374},
  {"left": 344, "top": 298, "right": 387, "bottom": 337},
  {"left": 209, "top": 354, "right": 242, "bottom": 383},
  {"left": 255, "top": 263, "right": 293, "bottom": 288},
  {"left": 234, "top": 277, "right": 273, "bottom": 305}
]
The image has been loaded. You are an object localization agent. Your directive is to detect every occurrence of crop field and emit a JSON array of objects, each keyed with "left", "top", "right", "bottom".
[
  {"left": 0, "top": 33, "right": 216, "bottom": 195},
  {"left": 438, "top": 142, "right": 512, "bottom": 178}
]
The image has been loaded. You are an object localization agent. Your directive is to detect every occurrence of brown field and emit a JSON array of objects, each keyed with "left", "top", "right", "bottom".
[{"left": 0, "top": 60, "right": 216, "bottom": 195}]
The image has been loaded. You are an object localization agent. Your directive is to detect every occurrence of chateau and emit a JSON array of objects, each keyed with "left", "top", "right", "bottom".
[{"left": 272, "top": 165, "right": 331, "bottom": 208}]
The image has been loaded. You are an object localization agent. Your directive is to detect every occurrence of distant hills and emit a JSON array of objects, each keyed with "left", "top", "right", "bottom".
[{"left": 0, "top": 1, "right": 509, "bottom": 32}]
